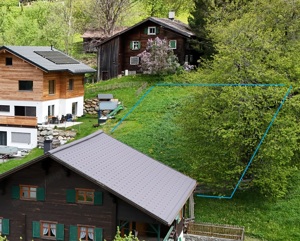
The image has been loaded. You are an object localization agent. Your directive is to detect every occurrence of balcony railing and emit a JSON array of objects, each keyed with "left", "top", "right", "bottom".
[{"left": 0, "top": 115, "right": 37, "bottom": 127}]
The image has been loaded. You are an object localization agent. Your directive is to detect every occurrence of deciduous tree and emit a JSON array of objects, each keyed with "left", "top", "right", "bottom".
[
  {"left": 138, "top": 37, "right": 180, "bottom": 75},
  {"left": 178, "top": 0, "right": 300, "bottom": 198}
]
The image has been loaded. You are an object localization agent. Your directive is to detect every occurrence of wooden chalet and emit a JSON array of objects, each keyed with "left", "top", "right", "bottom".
[
  {"left": 97, "top": 16, "right": 198, "bottom": 80},
  {"left": 0, "top": 46, "right": 95, "bottom": 149},
  {"left": 82, "top": 30, "right": 107, "bottom": 53},
  {"left": 81, "top": 28, "right": 126, "bottom": 53},
  {"left": 0, "top": 130, "right": 196, "bottom": 241}
]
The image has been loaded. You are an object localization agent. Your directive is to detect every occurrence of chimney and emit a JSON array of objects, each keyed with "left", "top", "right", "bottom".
[
  {"left": 44, "top": 139, "right": 53, "bottom": 153},
  {"left": 169, "top": 11, "right": 175, "bottom": 20}
]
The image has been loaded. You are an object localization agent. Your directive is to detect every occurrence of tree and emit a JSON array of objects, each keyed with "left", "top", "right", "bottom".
[
  {"left": 188, "top": 0, "right": 215, "bottom": 59},
  {"left": 0, "top": 234, "right": 7, "bottom": 241},
  {"left": 138, "top": 37, "right": 180, "bottom": 75},
  {"left": 188, "top": 0, "right": 252, "bottom": 60},
  {"left": 178, "top": 0, "right": 300, "bottom": 198},
  {"left": 139, "top": 0, "right": 194, "bottom": 17},
  {"left": 178, "top": 87, "right": 299, "bottom": 198},
  {"left": 80, "top": 0, "right": 134, "bottom": 37}
]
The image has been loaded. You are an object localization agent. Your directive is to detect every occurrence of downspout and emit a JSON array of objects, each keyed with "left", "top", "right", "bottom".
[{"left": 97, "top": 46, "right": 101, "bottom": 82}]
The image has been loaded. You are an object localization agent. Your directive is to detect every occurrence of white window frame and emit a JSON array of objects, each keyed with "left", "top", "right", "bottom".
[
  {"left": 169, "top": 40, "right": 177, "bottom": 49},
  {"left": 148, "top": 27, "right": 156, "bottom": 35},
  {"left": 132, "top": 41, "right": 140, "bottom": 50},
  {"left": 130, "top": 56, "right": 139, "bottom": 65}
]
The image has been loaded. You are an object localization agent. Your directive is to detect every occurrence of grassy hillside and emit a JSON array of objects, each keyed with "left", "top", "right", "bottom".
[
  {"left": 85, "top": 74, "right": 300, "bottom": 241},
  {"left": 1, "top": 73, "right": 299, "bottom": 240}
]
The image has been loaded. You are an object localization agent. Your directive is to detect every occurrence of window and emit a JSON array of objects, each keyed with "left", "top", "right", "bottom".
[
  {"left": 11, "top": 185, "right": 45, "bottom": 201},
  {"left": 20, "top": 185, "right": 37, "bottom": 200},
  {"left": 0, "top": 131, "right": 7, "bottom": 146},
  {"left": 76, "top": 189, "right": 94, "bottom": 203},
  {"left": 185, "top": 55, "right": 194, "bottom": 64},
  {"left": 32, "top": 221, "right": 64, "bottom": 240},
  {"left": 79, "top": 226, "right": 94, "bottom": 241},
  {"left": 48, "top": 105, "right": 55, "bottom": 116},
  {"left": 72, "top": 102, "right": 78, "bottom": 116},
  {"left": 68, "top": 79, "right": 74, "bottom": 90},
  {"left": 69, "top": 225, "right": 103, "bottom": 241},
  {"left": 0, "top": 105, "right": 10, "bottom": 112},
  {"left": 5, "top": 57, "right": 12, "bottom": 66},
  {"left": 49, "top": 80, "right": 55, "bottom": 94},
  {"left": 169, "top": 40, "right": 177, "bottom": 49},
  {"left": 0, "top": 218, "right": 10, "bottom": 235},
  {"left": 66, "top": 189, "right": 102, "bottom": 205},
  {"left": 147, "top": 27, "right": 157, "bottom": 35},
  {"left": 130, "top": 41, "right": 141, "bottom": 50},
  {"left": 15, "top": 106, "right": 36, "bottom": 117},
  {"left": 130, "top": 57, "right": 139, "bottom": 65},
  {"left": 19, "top": 80, "right": 33, "bottom": 91},
  {"left": 11, "top": 132, "right": 31, "bottom": 144}
]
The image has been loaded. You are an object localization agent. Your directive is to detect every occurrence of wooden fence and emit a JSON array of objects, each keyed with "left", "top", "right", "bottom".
[{"left": 187, "top": 222, "right": 244, "bottom": 241}]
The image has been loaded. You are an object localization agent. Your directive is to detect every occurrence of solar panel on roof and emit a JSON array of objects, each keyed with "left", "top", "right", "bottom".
[{"left": 34, "top": 51, "right": 79, "bottom": 65}]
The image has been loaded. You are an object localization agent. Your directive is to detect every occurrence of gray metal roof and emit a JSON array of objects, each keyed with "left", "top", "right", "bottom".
[
  {"left": 99, "top": 100, "right": 118, "bottom": 110},
  {"left": 49, "top": 130, "right": 196, "bottom": 225},
  {"left": 98, "top": 94, "right": 114, "bottom": 99},
  {"left": 150, "top": 17, "right": 195, "bottom": 38},
  {"left": 0, "top": 46, "right": 95, "bottom": 74},
  {"left": 99, "top": 17, "right": 195, "bottom": 46}
]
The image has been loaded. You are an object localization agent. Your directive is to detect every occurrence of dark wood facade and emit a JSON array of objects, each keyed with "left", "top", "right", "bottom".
[
  {"left": 97, "top": 18, "right": 198, "bottom": 81},
  {"left": 0, "top": 158, "right": 181, "bottom": 241}
]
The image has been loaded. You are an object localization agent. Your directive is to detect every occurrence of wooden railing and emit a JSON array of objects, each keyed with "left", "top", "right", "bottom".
[
  {"left": 0, "top": 116, "right": 37, "bottom": 127},
  {"left": 187, "top": 222, "right": 244, "bottom": 241}
]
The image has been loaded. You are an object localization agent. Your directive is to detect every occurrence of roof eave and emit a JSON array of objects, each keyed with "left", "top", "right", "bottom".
[{"left": 149, "top": 18, "right": 194, "bottom": 38}]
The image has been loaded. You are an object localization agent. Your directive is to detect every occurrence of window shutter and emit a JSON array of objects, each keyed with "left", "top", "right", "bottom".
[
  {"left": 2, "top": 219, "right": 9, "bottom": 235},
  {"left": 144, "top": 28, "right": 148, "bottom": 34},
  {"left": 138, "top": 42, "right": 141, "bottom": 49},
  {"left": 11, "top": 185, "right": 20, "bottom": 199},
  {"left": 130, "top": 41, "right": 133, "bottom": 50},
  {"left": 170, "top": 40, "right": 176, "bottom": 49},
  {"left": 156, "top": 27, "right": 160, "bottom": 34},
  {"left": 56, "top": 224, "right": 64, "bottom": 241},
  {"left": 94, "top": 191, "right": 103, "bottom": 205},
  {"left": 69, "top": 225, "right": 78, "bottom": 241},
  {"left": 94, "top": 228, "right": 103, "bottom": 241},
  {"left": 37, "top": 187, "right": 45, "bottom": 201},
  {"left": 32, "top": 221, "right": 40, "bottom": 238},
  {"left": 66, "top": 189, "right": 76, "bottom": 203}
]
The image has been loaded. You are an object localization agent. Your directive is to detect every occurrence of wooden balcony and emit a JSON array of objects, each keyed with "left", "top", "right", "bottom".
[{"left": 0, "top": 115, "right": 37, "bottom": 127}]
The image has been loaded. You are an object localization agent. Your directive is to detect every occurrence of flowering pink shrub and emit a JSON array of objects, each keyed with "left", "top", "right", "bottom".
[{"left": 138, "top": 37, "right": 180, "bottom": 75}]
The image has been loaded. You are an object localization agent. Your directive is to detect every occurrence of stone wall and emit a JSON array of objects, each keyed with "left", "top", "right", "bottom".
[
  {"left": 84, "top": 98, "right": 99, "bottom": 115},
  {"left": 37, "top": 126, "right": 77, "bottom": 149}
]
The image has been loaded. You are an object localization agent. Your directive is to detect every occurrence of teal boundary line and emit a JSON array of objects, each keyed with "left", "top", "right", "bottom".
[
  {"left": 156, "top": 83, "right": 285, "bottom": 87},
  {"left": 111, "top": 85, "right": 155, "bottom": 133},
  {"left": 111, "top": 83, "right": 292, "bottom": 199},
  {"left": 198, "top": 85, "right": 292, "bottom": 199}
]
